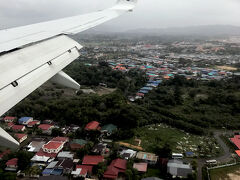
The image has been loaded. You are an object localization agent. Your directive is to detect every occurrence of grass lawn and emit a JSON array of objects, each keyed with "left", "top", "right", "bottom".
[
  {"left": 125, "top": 124, "right": 221, "bottom": 157},
  {"left": 210, "top": 164, "right": 240, "bottom": 180}
]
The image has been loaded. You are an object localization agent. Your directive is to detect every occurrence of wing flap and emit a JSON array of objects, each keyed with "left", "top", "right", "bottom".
[
  {"left": 0, "top": 35, "right": 82, "bottom": 90},
  {"left": 0, "top": 35, "right": 82, "bottom": 116}
]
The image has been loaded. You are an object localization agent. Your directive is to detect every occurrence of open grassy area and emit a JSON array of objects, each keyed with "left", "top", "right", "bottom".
[
  {"left": 126, "top": 124, "right": 221, "bottom": 158},
  {"left": 210, "top": 164, "right": 240, "bottom": 180}
]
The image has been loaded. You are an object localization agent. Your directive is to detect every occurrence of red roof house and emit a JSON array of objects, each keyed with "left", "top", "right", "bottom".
[
  {"left": 76, "top": 165, "right": 93, "bottom": 174},
  {"left": 42, "top": 141, "right": 64, "bottom": 154},
  {"left": 38, "top": 124, "right": 54, "bottom": 134},
  {"left": 103, "top": 166, "right": 119, "bottom": 179},
  {"left": 51, "top": 136, "right": 69, "bottom": 143},
  {"left": 3, "top": 116, "right": 16, "bottom": 123},
  {"left": 15, "top": 133, "right": 28, "bottom": 143},
  {"left": 104, "top": 158, "right": 127, "bottom": 179},
  {"left": 12, "top": 125, "right": 25, "bottom": 132},
  {"left": 235, "top": 150, "right": 240, "bottom": 157},
  {"left": 85, "top": 121, "right": 101, "bottom": 131},
  {"left": 231, "top": 135, "right": 240, "bottom": 149},
  {"left": 36, "top": 149, "right": 57, "bottom": 158},
  {"left": 71, "top": 165, "right": 93, "bottom": 178},
  {"left": 31, "top": 148, "right": 57, "bottom": 163},
  {"left": 5, "top": 158, "right": 18, "bottom": 171},
  {"left": 0, "top": 149, "right": 11, "bottom": 160},
  {"left": 82, "top": 155, "right": 104, "bottom": 165},
  {"left": 27, "top": 120, "right": 40, "bottom": 127},
  {"left": 7, "top": 122, "right": 14, "bottom": 128}
]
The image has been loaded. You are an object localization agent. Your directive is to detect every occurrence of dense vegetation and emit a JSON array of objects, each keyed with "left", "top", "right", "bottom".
[
  {"left": 6, "top": 62, "right": 240, "bottom": 138},
  {"left": 65, "top": 61, "right": 147, "bottom": 95}
]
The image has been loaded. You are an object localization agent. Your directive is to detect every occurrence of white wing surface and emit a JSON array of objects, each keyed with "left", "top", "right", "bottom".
[
  {"left": 0, "top": 0, "right": 138, "bottom": 148},
  {"left": 0, "top": 0, "right": 137, "bottom": 53}
]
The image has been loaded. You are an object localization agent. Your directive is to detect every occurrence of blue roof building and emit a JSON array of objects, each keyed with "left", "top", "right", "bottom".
[{"left": 18, "top": 117, "right": 33, "bottom": 125}]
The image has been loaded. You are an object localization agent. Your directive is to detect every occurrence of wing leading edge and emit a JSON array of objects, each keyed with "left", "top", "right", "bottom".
[
  {"left": 0, "top": 0, "right": 137, "bottom": 54},
  {"left": 0, "top": 0, "right": 138, "bottom": 148}
]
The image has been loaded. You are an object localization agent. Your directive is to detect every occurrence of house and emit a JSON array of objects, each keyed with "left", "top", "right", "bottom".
[
  {"left": 0, "top": 149, "right": 11, "bottom": 160},
  {"left": 70, "top": 139, "right": 87, "bottom": 151},
  {"left": 38, "top": 124, "right": 54, "bottom": 134},
  {"left": 92, "top": 143, "right": 109, "bottom": 156},
  {"left": 12, "top": 125, "right": 26, "bottom": 132},
  {"left": 167, "top": 159, "right": 192, "bottom": 178},
  {"left": 82, "top": 155, "right": 104, "bottom": 165},
  {"left": 101, "top": 124, "right": 117, "bottom": 136},
  {"left": 85, "top": 121, "right": 101, "bottom": 131},
  {"left": 71, "top": 165, "right": 93, "bottom": 178},
  {"left": 7, "top": 122, "right": 14, "bottom": 129},
  {"left": 5, "top": 158, "right": 18, "bottom": 171},
  {"left": 103, "top": 158, "right": 127, "bottom": 179},
  {"left": 31, "top": 149, "right": 57, "bottom": 163},
  {"left": 15, "top": 133, "right": 28, "bottom": 143},
  {"left": 230, "top": 135, "right": 240, "bottom": 149},
  {"left": 42, "top": 120, "right": 54, "bottom": 124},
  {"left": 18, "top": 117, "right": 33, "bottom": 125},
  {"left": 3, "top": 116, "right": 16, "bottom": 123},
  {"left": 57, "top": 151, "right": 74, "bottom": 160},
  {"left": 27, "top": 120, "right": 40, "bottom": 128},
  {"left": 42, "top": 159, "right": 74, "bottom": 176},
  {"left": 42, "top": 141, "right": 64, "bottom": 154},
  {"left": 133, "top": 163, "right": 148, "bottom": 173},
  {"left": 120, "top": 149, "right": 137, "bottom": 160},
  {"left": 69, "top": 125, "right": 80, "bottom": 133},
  {"left": 27, "top": 140, "right": 46, "bottom": 152},
  {"left": 136, "top": 152, "right": 158, "bottom": 165},
  {"left": 51, "top": 136, "right": 69, "bottom": 143}
]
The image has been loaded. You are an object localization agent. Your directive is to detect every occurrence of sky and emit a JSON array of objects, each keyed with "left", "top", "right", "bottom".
[{"left": 0, "top": 0, "right": 240, "bottom": 31}]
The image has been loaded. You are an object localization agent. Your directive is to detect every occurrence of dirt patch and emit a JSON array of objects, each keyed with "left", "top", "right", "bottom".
[
  {"left": 217, "top": 66, "right": 237, "bottom": 71},
  {"left": 223, "top": 170, "right": 240, "bottom": 180},
  {"left": 95, "top": 87, "right": 116, "bottom": 96}
]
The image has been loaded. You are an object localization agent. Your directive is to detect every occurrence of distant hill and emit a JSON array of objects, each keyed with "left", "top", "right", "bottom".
[{"left": 85, "top": 25, "right": 240, "bottom": 37}]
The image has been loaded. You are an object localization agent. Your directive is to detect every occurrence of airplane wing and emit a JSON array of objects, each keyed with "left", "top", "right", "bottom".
[{"left": 0, "top": 0, "right": 138, "bottom": 149}]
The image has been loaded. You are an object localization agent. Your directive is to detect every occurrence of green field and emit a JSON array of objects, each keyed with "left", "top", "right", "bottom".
[
  {"left": 126, "top": 124, "right": 221, "bottom": 157},
  {"left": 210, "top": 164, "right": 240, "bottom": 180}
]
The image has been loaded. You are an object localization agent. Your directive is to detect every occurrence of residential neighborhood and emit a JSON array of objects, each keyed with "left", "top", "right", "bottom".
[{"left": 0, "top": 116, "right": 195, "bottom": 179}]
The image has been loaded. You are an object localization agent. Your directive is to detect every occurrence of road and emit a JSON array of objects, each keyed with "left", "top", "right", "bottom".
[{"left": 196, "top": 130, "right": 233, "bottom": 180}]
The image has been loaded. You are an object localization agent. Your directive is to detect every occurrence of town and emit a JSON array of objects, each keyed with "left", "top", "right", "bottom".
[{"left": 0, "top": 33, "right": 240, "bottom": 180}]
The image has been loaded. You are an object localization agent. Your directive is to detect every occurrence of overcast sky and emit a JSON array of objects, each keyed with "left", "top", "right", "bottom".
[{"left": 0, "top": 0, "right": 240, "bottom": 31}]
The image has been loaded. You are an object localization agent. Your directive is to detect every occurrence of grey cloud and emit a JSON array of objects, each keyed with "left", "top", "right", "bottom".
[{"left": 0, "top": 0, "right": 240, "bottom": 30}]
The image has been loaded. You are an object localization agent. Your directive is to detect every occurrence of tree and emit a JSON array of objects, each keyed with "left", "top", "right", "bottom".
[
  {"left": 17, "top": 151, "right": 33, "bottom": 171},
  {"left": 154, "top": 143, "right": 172, "bottom": 158},
  {"left": 51, "top": 128, "right": 63, "bottom": 137},
  {"left": 93, "top": 162, "right": 107, "bottom": 179}
]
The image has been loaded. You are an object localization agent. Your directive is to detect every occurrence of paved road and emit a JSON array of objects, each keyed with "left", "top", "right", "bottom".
[
  {"left": 214, "top": 131, "right": 233, "bottom": 163},
  {"left": 196, "top": 130, "right": 233, "bottom": 180}
]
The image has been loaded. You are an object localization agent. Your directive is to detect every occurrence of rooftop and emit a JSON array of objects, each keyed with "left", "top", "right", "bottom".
[
  {"left": 38, "top": 124, "right": 53, "bottom": 130},
  {"left": 133, "top": 162, "right": 148, "bottom": 172},
  {"left": 12, "top": 125, "right": 25, "bottom": 130},
  {"left": 51, "top": 137, "right": 69, "bottom": 143},
  {"left": 4, "top": 116, "right": 16, "bottom": 120},
  {"left": 6, "top": 158, "right": 18, "bottom": 166},
  {"left": 82, "top": 155, "right": 104, "bottom": 165},
  {"left": 85, "top": 121, "right": 100, "bottom": 131},
  {"left": 19, "top": 117, "right": 32, "bottom": 123},
  {"left": 43, "top": 141, "right": 63, "bottom": 150},
  {"left": 36, "top": 149, "right": 57, "bottom": 158},
  {"left": 15, "top": 133, "right": 27, "bottom": 140}
]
